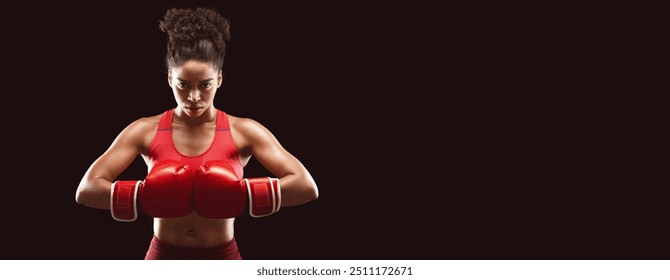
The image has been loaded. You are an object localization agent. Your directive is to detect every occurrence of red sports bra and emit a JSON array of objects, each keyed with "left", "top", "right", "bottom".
[{"left": 145, "top": 108, "right": 243, "bottom": 179}]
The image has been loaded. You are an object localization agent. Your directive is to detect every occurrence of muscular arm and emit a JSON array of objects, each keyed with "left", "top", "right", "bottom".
[
  {"left": 235, "top": 118, "right": 318, "bottom": 207},
  {"left": 75, "top": 119, "right": 150, "bottom": 209}
]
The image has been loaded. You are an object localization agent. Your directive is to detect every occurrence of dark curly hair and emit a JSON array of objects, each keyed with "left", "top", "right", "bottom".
[{"left": 159, "top": 7, "right": 231, "bottom": 71}]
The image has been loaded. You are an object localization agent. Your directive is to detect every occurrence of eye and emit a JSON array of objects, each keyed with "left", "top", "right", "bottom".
[
  {"left": 177, "top": 82, "right": 189, "bottom": 89},
  {"left": 200, "top": 83, "right": 212, "bottom": 89}
]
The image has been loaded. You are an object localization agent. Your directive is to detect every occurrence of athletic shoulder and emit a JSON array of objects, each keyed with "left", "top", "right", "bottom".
[
  {"left": 114, "top": 114, "right": 162, "bottom": 153},
  {"left": 228, "top": 115, "right": 278, "bottom": 151},
  {"left": 228, "top": 115, "right": 269, "bottom": 137},
  {"left": 126, "top": 114, "right": 162, "bottom": 136}
]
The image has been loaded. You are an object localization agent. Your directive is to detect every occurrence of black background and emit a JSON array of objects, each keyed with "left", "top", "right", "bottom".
[{"left": 0, "top": 1, "right": 666, "bottom": 260}]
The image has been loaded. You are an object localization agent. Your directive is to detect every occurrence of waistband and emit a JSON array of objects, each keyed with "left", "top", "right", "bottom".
[{"left": 146, "top": 235, "right": 242, "bottom": 260}]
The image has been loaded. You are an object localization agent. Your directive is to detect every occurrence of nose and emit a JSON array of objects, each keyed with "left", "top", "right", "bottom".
[{"left": 187, "top": 89, "right": 201, "bottom": 102}]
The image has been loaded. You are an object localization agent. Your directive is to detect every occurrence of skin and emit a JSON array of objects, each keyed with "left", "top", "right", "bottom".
[{"left": 76, "top": 60, "right": 318, "bottom": 248}]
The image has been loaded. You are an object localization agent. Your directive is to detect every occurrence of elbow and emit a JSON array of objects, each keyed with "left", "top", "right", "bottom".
[
  {"left": 303, "top": 179, "right": 319, "bottom": 202},
  {"left": 309, "top": 182, "right": 319, "bottom": 201},
  {"left": 75, "top": 182, "right": 96, "bottom": 206},
  {"left": 281, "top": 176, "right": 318, "bottom": 205},
  {"left": 75, "top": 187, "right": 88, "bottom": 205}
]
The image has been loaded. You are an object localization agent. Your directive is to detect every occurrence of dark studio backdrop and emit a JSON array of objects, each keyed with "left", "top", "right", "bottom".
[{"left": 0, "top": 1, "right": 666, "bottom": 260}]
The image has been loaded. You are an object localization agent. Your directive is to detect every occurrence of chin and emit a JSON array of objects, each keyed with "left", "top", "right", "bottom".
[{"left": 183, "top": 107, "right": 204, "bottom": 117}]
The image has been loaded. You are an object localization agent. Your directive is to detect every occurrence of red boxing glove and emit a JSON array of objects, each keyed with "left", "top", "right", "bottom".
[
  {"left": 242, "top": 177, "right": 281, "bottom": 217},
  {"left": 194, "top": 160, "right": 281, "bottom": 219},
  {"left": 111, "top": 180, "right": 142, "bottom": 222},
  {"left": 140, "top": 160, "right": 196, "bottom": 218},
  {"left": 110, "top": 160, "right": 196, "bottom": 222}
]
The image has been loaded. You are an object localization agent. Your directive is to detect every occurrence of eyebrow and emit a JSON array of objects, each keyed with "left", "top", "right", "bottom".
[{"left": 176, "top": 78, "right": 215, "bottom": 83}]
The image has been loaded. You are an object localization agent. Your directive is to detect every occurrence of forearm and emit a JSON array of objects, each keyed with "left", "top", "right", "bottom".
[
  {"left": 75, "top": 177, "right": 113, "bottom": 210},
  {"left": 277, "top": 173, "right": 318, "bottom": 207}
]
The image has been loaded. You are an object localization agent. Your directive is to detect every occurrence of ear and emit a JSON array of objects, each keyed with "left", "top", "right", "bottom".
[
  {"left": 167, "top": 71, "right": 173, "bottom": 87},
  {"left": 217, "top": 71, "right": 224, "bottom": 88}
]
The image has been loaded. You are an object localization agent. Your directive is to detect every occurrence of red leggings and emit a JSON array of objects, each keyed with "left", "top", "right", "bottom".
[{"left": 145, "top": 236, "right": 242, "bottom": 260}]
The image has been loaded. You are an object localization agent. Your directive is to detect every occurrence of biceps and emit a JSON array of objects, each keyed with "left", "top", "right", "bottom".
[
  {"left": 254, "top": 145, "right": 305, "bottom": 177},
  {"left": 86, "top": 142, "right": 141, "bottom": 181}
]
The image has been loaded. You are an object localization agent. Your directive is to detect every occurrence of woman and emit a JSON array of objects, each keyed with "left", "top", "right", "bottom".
[{"left": 75, "top": 7, "right": 318, "bottom": 260}]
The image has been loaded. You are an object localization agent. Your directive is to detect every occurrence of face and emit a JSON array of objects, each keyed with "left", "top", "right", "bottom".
[{"left": 168, "top": 60, "right": 223, "bottom": 118}]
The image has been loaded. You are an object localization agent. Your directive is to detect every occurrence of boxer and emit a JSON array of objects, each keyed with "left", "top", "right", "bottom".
[{"left": 75, "top": 7, "right": 318, "bottom": 260}]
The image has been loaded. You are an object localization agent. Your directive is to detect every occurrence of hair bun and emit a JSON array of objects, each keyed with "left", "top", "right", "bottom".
[{"left": 159, "top": 7, "right": 230, "bottom": 47}]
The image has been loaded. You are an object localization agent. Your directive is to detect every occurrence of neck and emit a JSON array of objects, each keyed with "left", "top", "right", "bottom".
[{"left": 174, "top": 106, "right": 217, "bottom": 126}]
